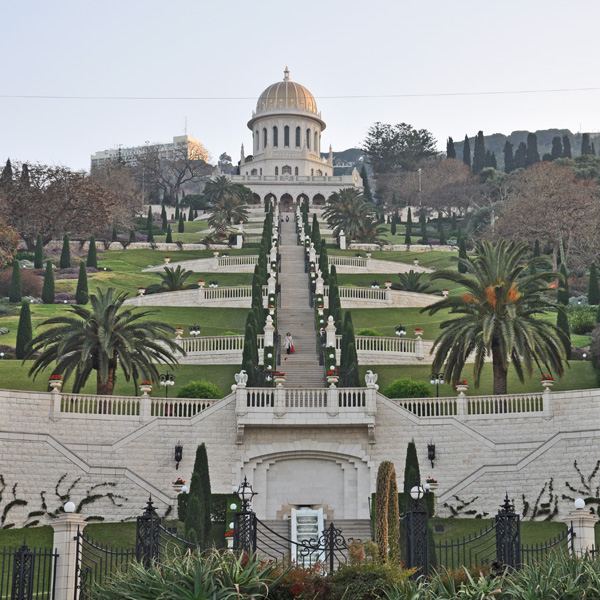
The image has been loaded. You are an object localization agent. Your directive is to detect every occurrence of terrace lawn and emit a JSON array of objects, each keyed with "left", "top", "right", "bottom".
[{"left": 359, "top": 361, "right": 596, "bottom": 397}]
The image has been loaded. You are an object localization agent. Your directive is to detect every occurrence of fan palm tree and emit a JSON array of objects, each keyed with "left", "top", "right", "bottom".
[
  {"left": 25, "top": 288, "right": 182, "bottom": 395},
  {"left": 421, "top": 239, "right": 567, "bottom": 395},
  {"left": 323, "top": 188, "right": 371, "bottom": 239}
]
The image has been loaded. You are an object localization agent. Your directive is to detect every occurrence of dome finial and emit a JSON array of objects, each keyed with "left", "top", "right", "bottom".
[{"left": 284, "top": 64, "right": 290, "bottom": 82}]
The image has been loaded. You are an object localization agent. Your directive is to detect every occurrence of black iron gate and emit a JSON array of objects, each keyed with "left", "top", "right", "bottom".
[{"left": 0, "top": 542, "right": 58, "bottom": 600}]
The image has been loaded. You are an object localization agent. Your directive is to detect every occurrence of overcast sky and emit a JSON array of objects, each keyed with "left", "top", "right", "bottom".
[{"left": 2, "top": 0, "right": 599, "bottom": 171}]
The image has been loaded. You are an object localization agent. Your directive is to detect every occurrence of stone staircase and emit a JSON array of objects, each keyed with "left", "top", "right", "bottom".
[
  {"left": 277, "top": 218, "right": 325, "bottom": 388},
  {"left": 328, "top": 519, "right": 373, "bottom": 543}
]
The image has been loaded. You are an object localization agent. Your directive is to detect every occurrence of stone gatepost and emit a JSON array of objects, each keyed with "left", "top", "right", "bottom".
[
  {"left": 315, "top": 272, "right": 324, "bottom": 296},
  {"left": 235, "top": 234, "right": 243, "bottom": 249},
  {"left": 274, "top": 387, "right": 286, "bottom": 417},
  {"left": 325, "top": 316, "right": 336, "bottom": 349},
  {"left": 339, "top": 230, "right": 346, "bottom": 250},
  {"left": 51, "top": 511, "right": 87, "bottom": 600},
  {"left": 414, "top": 328, "right": 424, "bottom": 360},
  {"left": 366, "top": 253, "right": 372, "bottom": 272},
  {"left": 327, "top": 387, "right": 339, "bottom": 417},
  {"left": 566, "top": 501, "right": 598, "bottom": 556},
  {"left": 308, "top": 243, "right": 316, "bottom": 264},
  {"left": 270, "top": 245, "right": 277, "bottom": 264},
  {"left": 264, "top": 315, "right": 274, "bottom": 347}
]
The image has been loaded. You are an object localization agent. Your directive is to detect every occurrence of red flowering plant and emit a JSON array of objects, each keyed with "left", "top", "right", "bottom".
[
  {"left": 455, "top": 379, "right": 467, "bottom": 386},
  {"left": 414, "top": 327, "right": 423, "bottom": 332},
  {"left": 225, "top": 529, "right": 234, "bottom": 538},
  {"left": 327, "top": 369, "right": 339, "bottom": 376},
  {"left": 140, "top": 380, "right": 152, "bottom": 386},
  {"left": 540, "top": 374, "right": 554, "bottom": 381},
  {"left": 426, "top": 476, "right": 438, "bottom": 484},
  {"left": 274, "top": 372, "right": 285, "bottom": 377},
  {"left": 49, "top": 374, "right": 63, "bottom": 381},
  {"left": 172, "top": 477, "right": 185, "bottom": 486}
]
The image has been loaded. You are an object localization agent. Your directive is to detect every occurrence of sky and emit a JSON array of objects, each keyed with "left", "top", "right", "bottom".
[{"left": 1, "top": 0, "right": 599, "bottom": 171}]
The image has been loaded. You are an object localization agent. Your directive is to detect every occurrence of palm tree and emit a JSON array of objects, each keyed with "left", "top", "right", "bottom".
[
  {"left": 393, "top": 270, "right": 432, "bottom": 293},
  {"left": 421, "top": 239, "right": 567, "bottom": 395},
  {"left": 323, "top": 188, "right": 371, "bottom": 239},
  {"left": 203, "top": 175, "right": 252, "bottom": 206},
  {"left": 25, "top": 288, "right": 182, "bottom": 395},
  {"left": 352, "top": 215, "right": 387, "bottom": 245},
  {"left": 157, "top": 265, "right": 194, "bottom": 291},
  {"left": 208, "top": 194, "right": 249, "bottom": 228}
]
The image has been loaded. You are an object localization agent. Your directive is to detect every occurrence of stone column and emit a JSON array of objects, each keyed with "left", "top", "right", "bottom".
[
  {"left": 315, "top": 272, "right": 324, "bottom": 296},
  {"left": 308, "top": 243, "right": 316, "bottom": 264},
  {"left": 339, "top": 230, "right": 346, "bottom": 250},
  {"left": 274, "top": 387, "right": 286, "bottom": 417},
  {"left": 51, "top": 512, "right": 87, "bottom": 600},
  {"left": 366, "top": 253, "right": 372, "bottom": 272},
  {"left": 414, "top": 329, "right": 424, "bottom": 360},
  {"left": 270, "top": 245, "right": 277, "bottom": 264},
  {"left": 267, "top": 274, "right": 276, "bottom": 295},
  {"left": 140, "top": 394, "right": 152, "bottom": 422},
  {"left": 327, "top": 387, "right": 339, "bottom": 417},
  {"left": 264, "top": 315, "right": 274, "bottom": 347},
  {"left": 235, "top": 234, "right": 243, "bottom": 249},
  {"left": 325, "top": 316, "right": 336, "bottom": 349},
  {"left": 52, "top": 388, "right": 62, "bottom": 419},
  {"left": 567, "top": 503, "right": 598, "bottom": 556}
]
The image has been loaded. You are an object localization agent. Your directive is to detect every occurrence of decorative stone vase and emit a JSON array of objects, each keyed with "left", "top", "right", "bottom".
[
  {"left": 137, "top": 287, "right": 146, "bottom": 296},
  {"left": 414, "top": 258, "right": 419, "bottom": 266},
  {"left": 213, "top": 251, "right": 220, "bottom": 258},
  {"left": 164, "top": 257, "right": 170, "bottom": 265},
  {"left": 456, "top": 384, "right": 468, "bottom": 395},
  {"left": 226, "top": 536, "right": 234, "bottom": 550},
  {"left": 385, "top": 281, "right": 392, "bottom": 289},
  {"left": 175, "top": 328, "right": 184, "bottom": 340},
  {"left": 49, "top": 380, "right": 63, "bottom": 393},
  {"left": 198, "top": 280, "right": 205, "bottom": 288},
  {"left": 172, "top": 483, "right": 183, "bottom": 494},
  {"left": 140, "top": 384, "right": 152, "bottom": 396},
  {"left": 414, "top": 329, "right": 423, "bottom": 338},
  {"left": 542, "top": 380, "right": 554, "bottom": 391},
  {"left": 268, "top": 306, "right": 275, "bottom": 316},
  {"left": 327, "top": 376, "right": 339, "bottom": 388},
  {"left": 427, "top": 482, "right": 439, "bottom": 492},
  {"left": 442, "top": 289, "right": 449, "bottom": 297},
  {"left": 274, "top": 376, "right": 286, "bottom": 388}
]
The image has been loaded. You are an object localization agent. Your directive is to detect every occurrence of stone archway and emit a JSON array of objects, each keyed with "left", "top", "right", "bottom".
[
  {"left": 252, "top": 192, "right": 261, "bottom": 205},
  {"left": 280, "top": 193, "right": 293, "bottom": 212},
  {"left": 297, "top": 193, "right": 309, "bottom": 210},
  {"left": 264, "top": 193, "right": 277, "bottom": 212},
  {"left": 312, "top": 193, "right": 326, "bottom": 206}
]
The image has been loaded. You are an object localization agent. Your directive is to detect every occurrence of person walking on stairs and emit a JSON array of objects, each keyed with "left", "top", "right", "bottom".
[{"left": 284, "top": 332, "right": 294, "bottom": 355}]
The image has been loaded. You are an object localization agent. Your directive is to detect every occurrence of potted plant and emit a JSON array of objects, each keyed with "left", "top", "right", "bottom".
[
  {"left": 455, "top": 379, "right": 468, "bottom": 394},
  {"left": 274, "top": 371, "right": 286, "bottom": 387},
  {"left": 172, "top": 477, "right": 185, "bottom": 493},
  {"left": 164, "top": 256, "right": 170, "bottom": 264},
  {"left": 414, "top": 327, "right": 423, "bottom": 338},
  {"left": 541, "top": 374, "right": 554, "bottom": 390},
  {"left": 140, "top": 380, "right": 152, "bottom": 396},
  {"left": 137, "top": 286, "right": 146, "bottom": 296},
  {"left": 49, "top": 374, "right": 63, "bottom": 392},
  {"left": 426, "top": 476, "right": 439, "bottom": 491}
]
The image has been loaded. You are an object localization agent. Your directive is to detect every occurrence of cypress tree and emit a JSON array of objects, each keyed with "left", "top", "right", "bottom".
[
  {"left": 188, "top": 206, "right": 194, "bottom": 221},
  {"left": 346, "top": 342, "right": 359, "bottom": 387},
  {"left": 34, "top": 233, "right": 43, "bottom": 269},
  {"left": 472, "top": 131, "right": 486, "bottom": 174},
  {"left": 178, "top": 214, "right": 184, "bottom": 233},
  {"left": 589, "top": 262, "right": 600, "bottom": 305},
  {"left": 526, "top": 132, "right": 540, "bottom": 166},
  {"left": 446, "top": 137, "right": 456, "bottom": 159},
  {"left": 503, "top": 141, "right": 515, "bottom": 173},
  {"left": 557, "top": 307, "right": 571, "bottom": 360},
  {"left": 462, "top": 135, "right": 471, "bottom": 169},
  {"left": 184, "top": 474, "right": 205, "bottom": 543},
  {"left": 592, "top": 143, "right": 596, "bottom": 157},
  {"left": 562, "top": 135, "right": 572, "bottom": 159},
  {"left": 451, "top": 214, "right": 457, "bottom": 234},
  {"left": 403, "top": 441, "right": 421, "bottom": 510},
  {"left": 165, "top": 226, "right": 172, "bottom": 243},
  {"left": 458, "top": 237, "right": 468, "bottom": 273},
  {"left": 419, "top": 213, "right": 428, "bottom": 244},
  {"left": 533, "top": 239, "right": 541, "bottom": 258},
  {"left": 75, "top": 261, "right": 89, "bottom": 305},
  {"left": 86, "top": 236, "right": 97, "bottom": 268},
  {"left": 175, "top": 205, "right": 180, "bottom": 220},
  {"left": 0, "top": 158, "right": 13, "bottom": 187},
  {"left": 15, "top": 300, "right": 32, "bottom": 360},
  {"left": 438, "top": 218, "right": 446, "bottom": 245},
  {"left": 392, "top": 192, "right": 397, "bottom": 205},
  {"left": 129, "top": 230, "right": 136, "bottom": 243},
  {"left": 360, "top": 165, "right": 373, "bottom": 202},
  {"left": 581, "top": 133, "right": 592, "bottom": 156},
  {"left": 551, "top": 136, "right": 563, "bottom": 161},
  {"left": 189, "top": 444, "right": 212, "bottom": 539},
  {"left": 405, "top": 208, "right": 412, "bottom": 244},
  {"left": 558, "top": 264, "right": 569, "bottom": 305},
  {"left": 318, "top": 239, "right": 329, "bottom": 284},
  {"left": 60, "top": 235, "right": 71, "bottom": 269},
  {"left": 42, "top": 260, "right": 55, "bottom": 304},
  {"left": 486, "top": 151, "right": 497, "bottom": 169},
  {"left": 311, "top": 213, "right": 321, "bottom": 249},
  {"left": 147, "top": 207, "right": 154, "bottom": 242},
  {"left": 513, "top": 142, "right": 527, "bottom": 170},
  {"left": 161, "top": 206, "right": 168, "bottom": 231},
  {"left": 111, "top": 227, "right": 117, "bottom": 242},
  {"left": 9, "top": 260, "right": 21, "bottom": 303},
  {"left": 390, "top": 215, "right": 397, "bottom": 236}
]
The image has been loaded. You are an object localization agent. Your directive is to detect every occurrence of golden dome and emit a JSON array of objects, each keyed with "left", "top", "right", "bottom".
[{"left": 256, "top": 66, "right": 318, "bottom": 115}]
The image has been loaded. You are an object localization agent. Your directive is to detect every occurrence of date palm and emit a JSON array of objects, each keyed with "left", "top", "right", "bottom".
[
  {"left": 324, "top": 188, "right": 371, "bottom": 239},
  {"left": 25, "top": 287, "right": 182, "bottom": 395},
  {"left": 203, "top": 175, "right": 252, "bottom": 207},
  {"left": 208, "top": 194, "right": 249, "bottom": 230},
  {"left": 352, "top": 215, "right": 387, "bottom": 245},
  {"left": 157, "top": 265, "right": 194, "bottom": 291},
  {"left": 421, "top": 239, "right": 567, "bottom": 395}
]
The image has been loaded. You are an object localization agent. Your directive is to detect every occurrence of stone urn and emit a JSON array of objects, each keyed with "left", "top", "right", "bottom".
[
  {"left": 49, "top": 379, "right": 63, "bottom": 393},
  {"left": 327, "top": 376, "right": 339, "bottom": 388},
  {"left": 175, "top": 328, "right": 184, "bottom": 340},
  {"left": 137, "top": 287, "right": 146, "bottom": 296},
  {"left": 414, "top": 258, "right": 419, "bottom": 267},
  {"left": 226, "top": 535, "right": 234, "bottom": 550},
  {"left": 197, "top": 280, "right": 205, "bottom": 288},
  {"left": 172, "top": 483, "right": 184, "bottom": 494},
  {"left": 140, "top": 384, "right": 152, "bottom": 396},
  {"left": 426, "top": 481, "right": 439, "bottom": 492},
  {"left": 442, "top": 289, "right": 449, "bottom": 297},
  {"left": 414, "top": 328, "right": 423, "bottom": 338},
  {"left": 542, "top": 380, "right": 554, "bottom": 391},
  {"left": 274, "top": 376, "right": 286, "bottom": 388},
  {"left": 164, "top": 256, "right": 171, "bottom": 265},
  {"left": 385, "top": 281, "right": 392, "bottom": 289},
  {"left": 456, "top": 384, "right": 468, "bottom": 395}
]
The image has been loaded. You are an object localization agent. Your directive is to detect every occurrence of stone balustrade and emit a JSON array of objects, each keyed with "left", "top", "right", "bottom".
[
  {"left": 217, "top": 255, "right": 258, "bottom": 267},
  {"left": 328, "top": 255, "right": 368, "bottom": 268}
]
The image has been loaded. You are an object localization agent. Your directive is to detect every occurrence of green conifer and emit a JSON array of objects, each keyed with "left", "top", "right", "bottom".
[
  {"left": 581, "top": 133, "right": 592, "bottom": 156},
  {"left": 462, "top": 135, "right": 471, "bottom": 168},
  {"left": 178, "top": 214, "right": 184, "bottom": 233},
  {"left": 161, "top": 206, "right": 168, "bottom": 231},
  {"left": 513, "top": 142, "right": 527, "bottom": 170},
  {"left": 405, "top": 208, "right": 412, "bottom": 245},
  {"left": 86, "top": 236, "right": 97, "bottom": 269},
  {"left": 360, "top": 165, "right": 373, "bottom": 202},
  {"left": 147, "top": 207, "right": 154, "bottom": 242},
  {"left": 166, "top": 227, "right": 173, "bottom": 243},
  {"left": 60, "top": 234, "right": 71, "bottom": 269},
  {"left": 526, "top": 133, "right": 540, "bottom": 166},
  {"left": 403, "top": 441, "right": 421, "bottom": 510},
  {"left": 15, "top": 300, "right": 32, "bottom": 359},
  {"left": 175, "top": 205, "right": 180, "bottom": 220},
  {"left": 503, "top": 141, "right": 515, "bottom": 173},
  {"left": 42, "top": 261, "right": 55, "bottom": 304},
  {"left": 75, "top": 261, "right": 89, "bottom": 305},
  {"left": 551, "top": 137, "right": 563, "bottom": 161},
  {"left": 9, "top": 260, "right": 21, "bottom": 303},
  {"left": 420, "top": 213, "right": 428, "bottom": 244},
  {"left": 446, "top": 137, "right": 456, "bottom": 159},
  {"left": 111, "top": 227, "right": 117, "bottom": 242},
  {"left": 438, "top": 218, "right": 446, "bottom": 245},
  {"left": 129, "top": 230, "right": 136, "bottom": 243},
  {"left": 472, "top": 131, "right": 486, "bottom": 174},
  {"left": 184, "top": 473, "right": 205, "bottom": 543},
  {"left": 562, "top": 135, "right": 572, "bottom": 159},
  {"left": 34, "top": 233, "right": 43, "bottom": 269},
  {"left": 390, "top": 215, "right": 397, "bottom": 236},
  {"left": 188, "top": 206, "right": 194, "bottom": 221},
  {"left": 458, "top": 237, "right": 468, "bottom": 273}
]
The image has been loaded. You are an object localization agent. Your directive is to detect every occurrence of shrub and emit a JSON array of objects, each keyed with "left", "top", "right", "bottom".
[
  {"left": 382, "top": 377, "right": 431, "bottom": 399},
  {"left": 0, "top": 269, "right": 41, "bottom": 299},
  {"left": 15, "top": 300, "right": 32, "bottom": 360},
  {"left": 270, "top": 564, "right": 330, "bottom": 600},
  {"left": 328, "top": 563, "right": 412, "bottom": 600},
  {"left": 8, "top": 261, "right": 21, "bottom": 303},
  {"left": 356, "top": 328, "right": 382, "bottom": 337},
  {"left": 177, "top": 380, "right": 222, "bottom": 399},
  {"left": 86, "top": 236, "right": 97, "bottom": 268},
  {"left": 59, "top": 235, "right": 71, "bottom": 269},
  {"left": 568, "top": 305, "right": 596, "bottom": 335},
  {"left": 75, "top": 261, "right": 89, "bottom": 305}
]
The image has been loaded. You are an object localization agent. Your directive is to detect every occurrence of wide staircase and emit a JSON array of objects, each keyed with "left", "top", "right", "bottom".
[{"left": 277, "top": 217, "right": 325, "bottom": 388}]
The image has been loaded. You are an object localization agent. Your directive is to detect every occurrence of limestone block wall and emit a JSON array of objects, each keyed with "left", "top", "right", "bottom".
[{"left": 1, "top": 386, "right": 600, "bottom": 527}]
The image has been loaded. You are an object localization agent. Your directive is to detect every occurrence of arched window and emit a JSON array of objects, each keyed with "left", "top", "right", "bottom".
[
  {"left": 306, "top": 129, "right": 311, "bottom": 150},
  {"left": 255, "top": 130, "right": 259, "bottom": 152},
  {"left": 282, "top": 165, "right": 292, "bottom": 174},
  {"left": 295, "top": 127, "right": 301, "bottom": 147},
  {"left": 263, "top": 128, "right": 267, "bottom": 148},
  {"left": 311, "top": 169, "right": 314, "bottom": 176},
  {"left": 251, "top": 169, "right": 257, "bottom": 175},
  {"left": 316, "top": 169, "right": 322, "bottom": 176},
  {"left": 273, "top": 126, "right": 278, "bottom": 147},
  {"left": 314, "top": 132, "right": 318, "bottom": 152},
  {"left": 275, "top": 167, "right": 279, "bottom": 176},
  {"left": 284, "top": 126, "right": 290, "bottom": 147},
  {"left": 295, "top": 167, "right": 299, "bottom": 175}
]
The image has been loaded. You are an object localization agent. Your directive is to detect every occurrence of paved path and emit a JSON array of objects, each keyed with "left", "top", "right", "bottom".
[{"left": 276, "top": 218, "right": 325, "bottom": 388}]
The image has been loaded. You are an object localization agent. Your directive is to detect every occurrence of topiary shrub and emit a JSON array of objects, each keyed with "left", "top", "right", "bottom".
[
  {"left": 177, "top": 380, "right": 222, "bottom": 399},
  {"left": 382, "top": 377, "right": 431, "bottom": 399}
]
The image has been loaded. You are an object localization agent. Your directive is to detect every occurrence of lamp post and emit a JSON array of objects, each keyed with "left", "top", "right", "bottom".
[
  {"left": 159, "top": 372, "right": 175, "bottom": 397},
  {"left": 406, "top": 478, "right": 430, "bottom": 576},
  {"left": 430, "top": 372, "right": 444, "bottom": 397},
  {"left": 190, "top": 325, "right": 201, "bottom": 336},
  {"left": 233, "top": 476, "right": 258, "bottom": 553},
  {"left": 395, "top": 325, "right": 406, "bottom": 337}
]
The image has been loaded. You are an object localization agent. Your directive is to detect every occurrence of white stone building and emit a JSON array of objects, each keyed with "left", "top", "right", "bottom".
[{"left": 231, "top": 67, "right": 362, "bottom": 210}]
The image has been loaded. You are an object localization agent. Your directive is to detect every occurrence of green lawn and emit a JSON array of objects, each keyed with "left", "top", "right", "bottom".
[{"left": 359, "top": 361, "right": 596, "bottom": 396}]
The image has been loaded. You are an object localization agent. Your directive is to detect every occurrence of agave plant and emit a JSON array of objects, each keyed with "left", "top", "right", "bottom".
[{"left": 393, "top": 270, "right": 432, "bottom": 293}]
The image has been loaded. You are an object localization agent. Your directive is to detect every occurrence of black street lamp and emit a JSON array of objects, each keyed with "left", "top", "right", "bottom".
[
  {"left": 190, "top": 325, "right": 201, "bottom": 336},
  {"left": 237, "top": 476, "right": 257, "bottom": 512},
  {"left": 430, "top": 372, "right": 444, "bottom": 397},
  {"left": 395, "top": 325, "right": 407, "bottom": 337},
  {"left": 159, "top": 372, "right": 175, "bottom": 397}
]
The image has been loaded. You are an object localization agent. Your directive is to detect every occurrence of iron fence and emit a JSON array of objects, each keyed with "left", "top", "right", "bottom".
[
  {"left": 0, "top": 542, "right": 57, "bottom": 600},
  {"left": 521, "top": 524, "right": 573, "bottom": 564}
]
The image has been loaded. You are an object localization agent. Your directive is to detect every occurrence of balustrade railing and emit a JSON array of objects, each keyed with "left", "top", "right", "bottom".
[
  {"left": 150, "top": 397, "right": 216, "bottom": 417},
  {"left": 328, "top": 256, "right": 367, "bottom": 268},
  {"left": 398, "top": 397, "right": 458, "bottom": 417},
  {"left": 286, "top": 388, "right": 328, "bottom": 409},
  {"left": 179, "top": 335, "right": 245, "bottom": 353},
  {"left": 354, "top": 335, "right": 416, "bottom": 353},
  {"left": 60, "top": 394, "right": 140, "bottom": 416},
  {"left": 217, "top": 255, "right": 258, "bottom": 266},
  {"left": 202, "top": 286, "right": 252, "bottom": 300},
  {"left": 323, "top": 286, "right": 387, "bottom": 301},
  {"left": 467, "top": 393, "right": 544, "bottom": 416}
]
